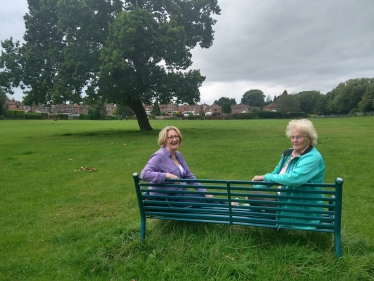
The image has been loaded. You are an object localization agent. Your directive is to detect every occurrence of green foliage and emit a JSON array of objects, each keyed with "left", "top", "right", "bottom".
[
  {"left": 79, "top": 114, "right": 91, "bottom": 120},
  {"left": 358, "top": 81, "right": 374, "bottom": 112},
  {"left": 114, "top": 104, "right": 135, "bottom": 118},
  {"left": 5, "top": 110, "right": 25, "bottom": 118},
  {"left": 107, "top": 114, "right": 120, "bottom": 120},
  {"left": 285, "top": 112, "right": 306, "bottom": 118},
  {"left": 296, "top": 90, "right": 323, "bottom": 114},
  {"left": 187, "top": 114, "right": 197, "bottom": 120},
  {"left": 241, "top": 89, "right": 266, "bottom": 107},
  {"left": 87, "top": 102, "right": 107, "bottom": 120},
  {"left": 232, "top": 112, "right": 258, "bottom": 119},
  {"left": 214, "top": 97, "right": 237, "bottom": 106},
  {"left": 0, "top": 88, "right": 6, "bottom": 115},
  {"left": 58, "top": 114, "right": 69, "bottom": 120},
  {"left": 151, "top": 101, "right": 161, "bottom": 116},
  {"left": 25, "top": 113, "right": 42, "bottom": 119},
  {"left": 276, "top": 94, "right": 300, "bottom": 113},
  {"left": 221, "top": 102, "right": 232, "bottom": 113},
  {"left": 0, "top": 119, "right": 374, "bottom": 280},
  {"left": 325, "top": 78, "right": 373, "bottom": 114},
  {"left": 259, "top": 111, "right": 283, "bottom": 119}
]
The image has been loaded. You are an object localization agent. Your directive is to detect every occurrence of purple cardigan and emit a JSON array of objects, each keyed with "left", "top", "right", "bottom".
[{"left": 140, "top": 147, "right": 206, "bottom": 195}]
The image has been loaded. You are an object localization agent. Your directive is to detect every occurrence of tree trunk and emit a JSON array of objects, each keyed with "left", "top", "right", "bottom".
[{"left": 128, "top": 97, "right": 153, "bottom": 131}]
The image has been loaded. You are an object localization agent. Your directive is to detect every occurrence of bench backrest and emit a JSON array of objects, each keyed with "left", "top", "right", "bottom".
[{"left": 133, "top": 173, "right": 343, "bottom": 231}]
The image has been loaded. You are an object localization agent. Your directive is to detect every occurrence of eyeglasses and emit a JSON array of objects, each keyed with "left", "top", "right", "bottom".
[
  {"left": 289, "top": 135, "right": 307, "bottom": 140},
  {"left": 167, "top": 135, "right": 180, "bottom": 140}
]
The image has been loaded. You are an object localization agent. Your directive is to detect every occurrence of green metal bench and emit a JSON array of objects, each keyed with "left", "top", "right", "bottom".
[{"left": 132, "top": 173, "right": 343, "bottom": 258}]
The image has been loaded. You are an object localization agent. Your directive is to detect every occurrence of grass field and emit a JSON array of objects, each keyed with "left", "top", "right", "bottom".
[{"left": 1, "top": 118, "right": 373, "bottom": 280}]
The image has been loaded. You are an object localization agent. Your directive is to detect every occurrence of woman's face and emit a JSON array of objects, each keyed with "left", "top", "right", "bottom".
[
  {"left": 289, "top": 129, "right": 310, "bottom": 153},
  {"left": 164, "top": 129, "right": 180, "bottom": 152}
]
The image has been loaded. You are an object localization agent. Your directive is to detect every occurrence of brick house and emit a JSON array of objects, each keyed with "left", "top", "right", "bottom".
[
  {"left": 263, "top": 102, "right": 278, "bottom": 111},
  {"left": 5, "top": 98, "right": 23, "bottom": 110},
  {"left": 205, "top": 104, "right": 222, "bottom": 115},
  {"left": 231, "top": 103, "right": 251, "bottom": 113}
]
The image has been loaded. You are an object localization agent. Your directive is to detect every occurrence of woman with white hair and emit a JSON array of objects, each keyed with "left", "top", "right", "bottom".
[{"left": 251, "top": 119, "right": 325, "bottom": 229}]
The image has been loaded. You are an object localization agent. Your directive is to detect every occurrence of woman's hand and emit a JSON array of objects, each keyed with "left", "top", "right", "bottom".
[
  {"left": 252, "top": 175, "right": 264, "bottom": 181},
  {"left": 166, "top": 173, "right": 179, "bottom": 179}
]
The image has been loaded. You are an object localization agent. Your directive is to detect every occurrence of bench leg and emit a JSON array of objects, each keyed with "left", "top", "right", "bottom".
[
  {"left": 334, "top": 231, "right": 342, "bottom": 258},
  {"left": 140, "top": 217, "right": 146, "bottom": 243}
]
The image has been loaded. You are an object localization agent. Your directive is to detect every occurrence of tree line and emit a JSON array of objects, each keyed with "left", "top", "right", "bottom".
[{"left": 214, "top": 78, "right": 374, "bottom": 115}]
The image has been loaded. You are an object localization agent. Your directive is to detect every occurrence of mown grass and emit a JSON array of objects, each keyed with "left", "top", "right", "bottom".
[{"left": 0, "top": 118, "right": 373, "bottom": 280}]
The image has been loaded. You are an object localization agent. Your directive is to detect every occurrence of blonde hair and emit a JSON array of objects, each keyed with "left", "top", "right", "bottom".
[
  {"left": 158, "top": 126, "right": 183, "bottom": 147},
  {"left": 285, "top": 119, "right": 318, "bottom": 146}
]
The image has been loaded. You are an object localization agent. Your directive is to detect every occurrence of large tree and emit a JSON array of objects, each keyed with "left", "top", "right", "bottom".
[
  {"left": 296, "top": 90, "right": 323, "bottom": 114},
  {"left": 214, "top": 96, "right": 236, "bottom": 106},
  {"left": 0, "top": 88, "right": 7, "bottom": 116},
  {"left": 358, "top": 82, "right": 374, "bottom": 112},
  {"left": 276, "top": 92, "right": 300, "bottom": 114},
  {"left": 241, "top": 89, "right": 265, "bottom": 107},
  {"left": 325, "top": 78, "right": 372, "bottom": 114},
  {"left": 0, "top": 0, "right": 221, "bottom": 131},
  {"left": 221, "top": 102, "right": 231, "bottom": 114}
]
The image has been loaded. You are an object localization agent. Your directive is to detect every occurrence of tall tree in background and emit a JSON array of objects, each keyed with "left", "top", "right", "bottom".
[
  {"left": 325, "top": 78, "right": 372, "bottom": 114},
  {"left": 151, "top": 101, "right": 161, "bottom": 116},
  {"left": 358, "top": 82, "right": 374, "bottom": 112},
  {"left": 0, "top": 0, "right": 221, "bottom": 131},
  {"left": 276, "top": 91, "right": 300, "bottom": 113},
  {"left": 214, "top": 96, "right": 236, "bottom": 106},
  {"left": 296, "top": 90, "right": 323, "bottom": 114},
  {"left": 221, "top": 102, "right": 231, "bottom": 113},
  {"left": 0, "top": 88, "right": 7, "bottom": 116},
  {"left": 241, "top": 89, "right": 265, "bottom": 107}
]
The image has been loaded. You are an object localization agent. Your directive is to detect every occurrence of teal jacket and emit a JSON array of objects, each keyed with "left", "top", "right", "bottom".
[{"left": 262, "top": 145, "right": 325, "bottom": 229}]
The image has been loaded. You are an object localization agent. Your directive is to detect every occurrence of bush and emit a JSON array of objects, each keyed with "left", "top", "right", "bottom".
[
  {"left": 5, "top": 110, "right": 25, "bottom": 119},
  {"left": 106, "top": 114, "right": 120, "bottom": 120},
  {"left": 187, "top": 114, "right": 197, "bottom": 120},
  {"left": 285, "top": 112, "right": 306, "bottom": 118},
  {"left": 232, "top": 112, "right": 258, "bottom": 119},
  {"left": 15, "top": 110, "right": 25, "bottom": 117},
  {"left": 25, "top": 113, "right": 43, "bottom": 119},
  {"left": 258, "top": 111, "right": 282, "bottom": 119},
  {"left": 80, "top": 114, "right": 91, "bottom": 120},
  {"left": 58, "top": 114, "right": 69, "bottom": 120}
]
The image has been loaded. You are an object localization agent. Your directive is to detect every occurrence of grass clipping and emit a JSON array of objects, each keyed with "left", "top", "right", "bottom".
[{"left": 74, "top": 166, "right": 97, "bottom": 172}]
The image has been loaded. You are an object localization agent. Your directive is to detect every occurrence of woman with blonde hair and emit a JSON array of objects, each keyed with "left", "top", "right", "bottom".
[{"left": 141, "top": 126, "right": 221, "bottom": 203}]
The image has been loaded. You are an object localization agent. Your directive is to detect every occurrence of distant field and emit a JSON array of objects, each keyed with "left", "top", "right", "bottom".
[{"left": 1, "top": 118, "right": 373, "bottom": 280}]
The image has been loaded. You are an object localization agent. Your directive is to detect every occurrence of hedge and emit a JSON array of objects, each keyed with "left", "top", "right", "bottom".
[
  {"left": 4, "top": 110, "right": 25, "bottom": 119},
  {"left": 25, "top": 113, "right": 43, "bottom": 119},
  {"left": 79, "top": 114, "right": 91, "bottom": 120},
  {"left": 107, "top": 114, "right": 120, "bottom": 120}
]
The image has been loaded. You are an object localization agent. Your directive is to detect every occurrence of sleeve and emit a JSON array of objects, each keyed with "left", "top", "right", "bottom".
[
  {"left": 264, "top": 152, "right": 322, "bottom": 186},
  {"left": 140, "top": 154, "right": 167, "bottom": 183},
  {"left": 253, "top": 154, "right": 284, "bottom": 188}
]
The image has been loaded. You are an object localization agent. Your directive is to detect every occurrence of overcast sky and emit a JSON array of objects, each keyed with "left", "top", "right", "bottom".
[{"left": 1, "top": 0, "right": 374, "bottom": 104}]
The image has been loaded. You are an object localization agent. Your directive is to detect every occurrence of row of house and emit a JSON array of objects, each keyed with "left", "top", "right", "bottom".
[
  {"left": 5, "top": 97, "right": 278, "bottom": 117},
  {"left": 5, "top": 98, "right": 115, "bottom": 116},
  {"left": 145, "top": 102, "right": 278, "bottom": 116}
]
